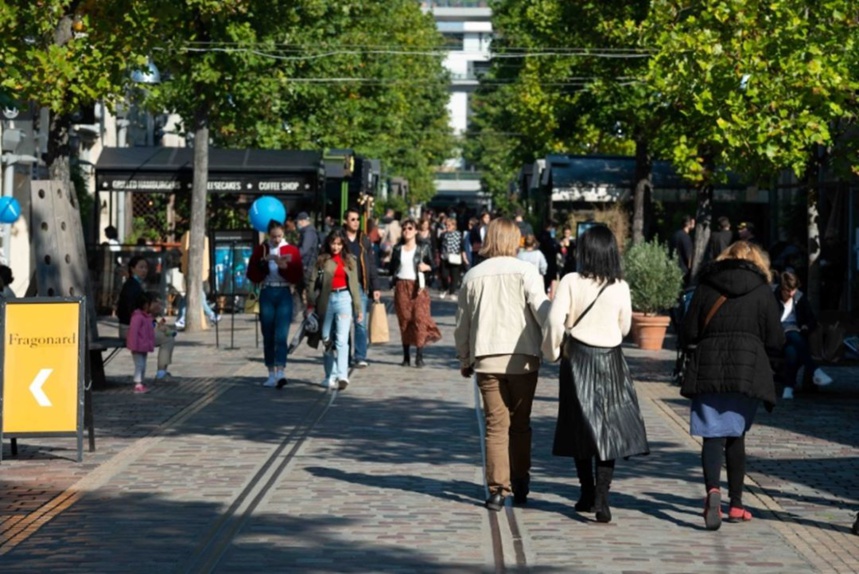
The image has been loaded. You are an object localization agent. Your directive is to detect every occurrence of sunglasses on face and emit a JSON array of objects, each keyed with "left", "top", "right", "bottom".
[{"left": 347, "top": 217, "right": 359, "bottom": 222}]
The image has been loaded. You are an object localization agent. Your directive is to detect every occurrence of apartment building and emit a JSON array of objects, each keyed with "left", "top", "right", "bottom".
[{"left": 421, "top": 1, "right": 492, "bottom": 211}]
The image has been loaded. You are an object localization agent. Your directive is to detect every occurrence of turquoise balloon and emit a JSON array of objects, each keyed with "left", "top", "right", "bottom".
[
  {"left": 249, "top": 196, "right": 286, "bottom": 232},
  {"left": 0, "top": 196, "right": 21, "bottom": 224}
]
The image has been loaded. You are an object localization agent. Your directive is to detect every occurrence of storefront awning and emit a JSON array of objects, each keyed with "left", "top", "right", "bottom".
[{"left": 95, "top": 147, "right": 324, "bottom": 196}]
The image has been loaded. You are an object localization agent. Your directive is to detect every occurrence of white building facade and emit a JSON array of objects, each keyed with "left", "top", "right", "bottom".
[{"left": 420, "top": 1, "right": 492, "bottom": 209}]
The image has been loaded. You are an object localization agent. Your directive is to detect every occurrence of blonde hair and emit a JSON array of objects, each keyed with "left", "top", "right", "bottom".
[
  {"left": 479, "top": 218, "right": 521, "bottom": 259},
  {"left": 716, "top": 241, "right": 772, "bottom": 283}
]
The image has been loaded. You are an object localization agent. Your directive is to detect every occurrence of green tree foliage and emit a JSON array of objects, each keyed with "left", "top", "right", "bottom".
[
  {"left": 130, "top": 1, "right": 452, "bottom": 329},
  {"left": 141, "top": 0, "right": 451, "bottom": 206},
  {"left": 468, "top": 1, "right": 657, "bottom": 218},
  {"left": 0, "top": 0, "right": 150, "bottom": 184},
  {"left": 260, "top": 1, "right": 454, "bottom": 204},
  {"left": 641, "top": 1, "right": 859, "bottom": 277}
]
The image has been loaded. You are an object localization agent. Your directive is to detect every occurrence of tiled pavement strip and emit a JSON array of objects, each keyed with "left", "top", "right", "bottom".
[{"left": 0, "top": 296, "right": 856, "bottom": 572}]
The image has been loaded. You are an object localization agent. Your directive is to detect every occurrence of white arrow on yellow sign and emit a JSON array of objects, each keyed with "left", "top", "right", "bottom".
[
  {"left": 2, "top": 301, "right": 81, "bottom": 434},
  {"left": 29, "top": 368, "right": 53, "bottom": 407}
]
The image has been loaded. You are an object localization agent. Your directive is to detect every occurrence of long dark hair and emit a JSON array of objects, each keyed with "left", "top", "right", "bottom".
[
  {"left": 317, "top": 229, "right": 355, "bottom": 269},
  {"left": 577, "top": 225, "right": 622, "bottom": 284},
  {"left": 127, "top": 255, "right": 146, "bottom": 277}
]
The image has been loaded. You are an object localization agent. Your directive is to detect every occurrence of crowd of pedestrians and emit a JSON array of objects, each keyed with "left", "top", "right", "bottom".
[
  {"left": 103, "top": 200, "right": 852, "bottom": 533},
  {"left": 441, "top": 210, "right": 840, "bottom": 532}
]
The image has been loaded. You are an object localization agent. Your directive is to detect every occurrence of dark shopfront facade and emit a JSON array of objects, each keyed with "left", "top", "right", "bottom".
[
  {"left": 91, "top": 147, "right": 324, "bottom": 316},
  {"left": 94, "top": 147, "right": 325, "bottom": 244},
  {"left": 523, "top": 154, "right": 859, "bottom": 315}
]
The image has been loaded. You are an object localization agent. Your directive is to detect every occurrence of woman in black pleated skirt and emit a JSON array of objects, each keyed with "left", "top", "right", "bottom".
[{"left": 542, "top": 225, "right": 649, "bottom": 523}]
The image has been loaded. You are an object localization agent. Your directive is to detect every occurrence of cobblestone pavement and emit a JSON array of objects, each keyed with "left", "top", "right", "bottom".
[{"left": 1, "top": 296, "right": 857, "bottom": 573}]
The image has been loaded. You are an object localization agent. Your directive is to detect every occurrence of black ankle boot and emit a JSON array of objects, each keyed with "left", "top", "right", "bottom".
[
  {"left": 512, "top": 476, "right": 530, "bottom": 505},
  {"left": 401, "top": 345, "right": 410, "bottom": 367},
  {"left": 415, "top": 348, "right": 425, "bottom": 368},
  {"left": 594, "top": 465, "right": 614, "bottom": 523},
  {"left": 575, "top": 487, "right": 595, "bottom": 512},
  {"left": 574, "top": 458, "right": 596, "bottom": 512}
]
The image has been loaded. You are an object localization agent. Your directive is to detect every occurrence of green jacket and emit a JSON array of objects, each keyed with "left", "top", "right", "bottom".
[{"left": 307, "top": 255, "right": 362, "bottom": 348}]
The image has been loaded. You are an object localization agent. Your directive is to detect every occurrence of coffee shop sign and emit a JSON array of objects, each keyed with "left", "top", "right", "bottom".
[{"left": 105, "top": 180, "right": 303, "bottom": 192}]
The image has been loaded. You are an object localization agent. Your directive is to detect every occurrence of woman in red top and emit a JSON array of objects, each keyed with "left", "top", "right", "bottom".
[
  {"left": 307, "top": 229, "right": 363, "bottom": 390},
  {"left": 247, "top": 220, "right": 303, "bottom": 388}
]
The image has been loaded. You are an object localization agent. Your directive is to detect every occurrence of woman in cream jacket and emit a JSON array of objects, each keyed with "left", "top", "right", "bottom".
[{"left": 454, "top": 218, "right": 550, "bottom": 511}]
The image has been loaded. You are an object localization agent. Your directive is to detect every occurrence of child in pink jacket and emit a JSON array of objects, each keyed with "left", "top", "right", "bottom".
[{"left": 127, "top": 292, "right": 157, "bottom": 394}]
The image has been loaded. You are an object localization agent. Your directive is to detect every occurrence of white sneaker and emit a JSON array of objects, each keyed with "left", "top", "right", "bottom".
[
  {"left": 263, "top": 374, "right": 277, "bottom": 388},
  {"left": 439, "top": 292, "right": 447, "bottom": 300},
  {"left": 326, "top": 378, "right": 337, "bottom": 390},
  {"left": 337, "top": 379, "right": 349, "bottom": 391},
  {"left": 175, "top": 318, "right": 185, "bottom": 330},
  {"left": 782, "top": 387, "right": 794, "bottom": 400},
  {"left": 812, "top": 368, "right": 833, "bottom": 386},
  {"left": 450, "top": 294, "right": 458, "bottom": 302},
  {"left": 210, "top": 314, "right": 222, "bottom": 324}
]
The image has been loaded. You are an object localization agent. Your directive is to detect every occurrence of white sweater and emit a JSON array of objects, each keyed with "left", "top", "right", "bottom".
[{"left": 542, "top": 273, "right": 632, "bottom": 361}]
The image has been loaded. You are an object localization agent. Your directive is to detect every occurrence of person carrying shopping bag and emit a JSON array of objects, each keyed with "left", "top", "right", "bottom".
[
  {"left": 439, "top": 216, "right": 467, "bottom": 300},
  {"left": 307, "top": 229, "right": 363, "bottom": 391}
]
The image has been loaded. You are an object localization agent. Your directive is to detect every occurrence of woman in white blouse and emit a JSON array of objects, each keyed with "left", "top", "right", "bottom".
[
  {"left": 389, "top": 218, "right": 441, "bottom": 367},
  {"left": 542, "top": 225, "right": 649, "bottom": 524}
]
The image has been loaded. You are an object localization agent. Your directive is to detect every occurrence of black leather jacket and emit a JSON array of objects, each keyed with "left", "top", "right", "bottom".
[{"left": 388, "top": 240, "right": 434, "bottom": 283}]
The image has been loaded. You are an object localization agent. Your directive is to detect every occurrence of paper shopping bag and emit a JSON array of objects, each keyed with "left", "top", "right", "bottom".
[
  {"left": 369, "top": 301, "right": 390, "bottom": 344},
  {"left": 244, "top": 289, "right": 260, "bottom": 314}
]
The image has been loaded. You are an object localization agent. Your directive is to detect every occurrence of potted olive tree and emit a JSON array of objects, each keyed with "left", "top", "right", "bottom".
[{"left": 624, "top": 239, "right": 684, "bottom": 350}]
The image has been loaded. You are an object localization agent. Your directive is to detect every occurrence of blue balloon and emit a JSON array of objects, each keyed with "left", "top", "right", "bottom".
[
  {"left": 248, "top": 196, "right": 286, "bottom": 233},
  {"left": 0, "top": 196, "right": 21, "bottom": 224}
]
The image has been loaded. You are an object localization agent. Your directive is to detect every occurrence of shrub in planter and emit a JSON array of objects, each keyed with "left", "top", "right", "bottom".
[
  {"left": 624, "top": 239, "right": 684, "bottom": 350},
  {"left": 624, "top": 239, "right": 684, "bottom": 315}
]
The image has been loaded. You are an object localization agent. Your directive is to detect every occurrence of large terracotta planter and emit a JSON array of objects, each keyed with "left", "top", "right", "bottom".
[
  {"left": 632, "top": 314, "right": 671, "bottom": 351},
  {"left": 630, "top": 312, "right": 645, "bottom": 345}
]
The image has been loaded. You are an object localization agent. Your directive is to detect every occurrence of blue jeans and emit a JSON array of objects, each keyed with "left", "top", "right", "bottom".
[
  {"left": 353, "top": 287, "right": 369, "bottom": 362},
  {"left": 259, "top": 286, "right": 293, "bottom": 368},
  {"left": 177, "top": 289, "right": 217, "bottom": 321},
  {"left": 783, "top": 330, "right": 815, "bottom": 389},
  {"left": 322, "top": 290, "right": 354, "bottom": 382}
]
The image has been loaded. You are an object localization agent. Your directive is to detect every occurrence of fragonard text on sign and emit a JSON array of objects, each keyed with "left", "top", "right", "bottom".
[{"left": 8, "top": 333, "right": 77, "bottom": 348}]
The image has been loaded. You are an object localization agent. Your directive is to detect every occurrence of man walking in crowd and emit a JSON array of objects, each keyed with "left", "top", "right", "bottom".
[
  {"left": 343, "top": 206, "right": 382, "bottom": 368},
  {"left": 468, "top": 209, "right": 491, "bottom": 265},
  {"left": 514, "top": 209, "right": 534, "bottom": 239},
  {"left": 296, "top": 212, "right": 320, "bottom": 288},
  {"left": 378, "top": 208, "right": 402, "bottom": 267},
  {"left": 671, "top": 215, "right": 695, "bottom": 286},
  {"left": 738, "top": 221, "right": 761, "bottom": 246},
  {"left": 708, "top": 216, "right": 733, "bottom": 261},
  {"left": 538, "top": 220, "right": 559, "bottom": 297}
]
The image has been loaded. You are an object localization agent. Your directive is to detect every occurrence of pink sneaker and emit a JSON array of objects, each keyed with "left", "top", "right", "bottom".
[{"left": 134, "top": 383, "right": 150, "bottom": 394}]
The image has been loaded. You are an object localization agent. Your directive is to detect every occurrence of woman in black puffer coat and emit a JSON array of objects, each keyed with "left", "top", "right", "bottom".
[{"left": 681, "top": 241, "right": 784, "bottom": 531}]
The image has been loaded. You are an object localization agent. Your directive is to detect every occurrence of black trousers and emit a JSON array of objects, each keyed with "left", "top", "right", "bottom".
[
  {"left": 439, "top": 260, "right": 462, "bottom": 295},
  {"left": 702, "top": 435, "right": 746, "bottom": 508}
]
